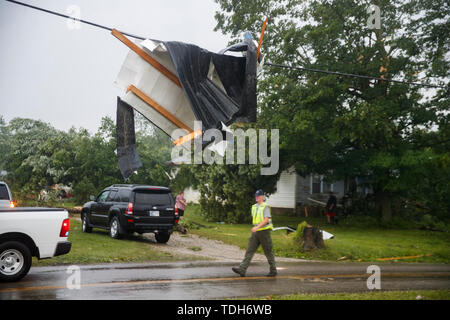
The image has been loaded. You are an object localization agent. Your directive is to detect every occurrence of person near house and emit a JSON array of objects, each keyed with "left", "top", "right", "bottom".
[
  {"left": 175, "top": 190, "right": 187, "bottom": 219},
  {"left": 325, "top": 191, "right": 338, "bottom": 224},
  {"left": 232, "top": 189, "right": 277, "bottom": 277}
]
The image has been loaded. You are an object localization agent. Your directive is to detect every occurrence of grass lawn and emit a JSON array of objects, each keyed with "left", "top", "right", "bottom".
[
  {"left": 250, "top": 290, "right": 450, "bottom": 300},
  {"left": 16, "top": 198, "right": 80, "bottom": 210},
  {"left": 183, "top": 205, "right": 450, "bottom": 263},
  {"left": 33, "top": 218, "right": 198, "bottom": 266}
]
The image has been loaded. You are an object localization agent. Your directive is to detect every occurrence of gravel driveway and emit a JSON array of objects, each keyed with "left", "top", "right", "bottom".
[{"left": 73, "top": 216, "right": 302, "bottom": 262}]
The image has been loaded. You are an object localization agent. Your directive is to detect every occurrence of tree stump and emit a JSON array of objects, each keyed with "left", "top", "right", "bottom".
[{"left": 301, "top": 226, "right": 325, "bottom": 252}]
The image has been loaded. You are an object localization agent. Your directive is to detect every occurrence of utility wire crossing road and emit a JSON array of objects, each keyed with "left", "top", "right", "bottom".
[{"left": 5, "top": 0, "right": 448, "bottom": 90}]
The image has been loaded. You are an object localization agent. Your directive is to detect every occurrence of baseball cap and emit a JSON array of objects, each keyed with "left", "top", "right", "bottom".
[{"left": 255, "top": 189, "right": 265, "bottom": 197}]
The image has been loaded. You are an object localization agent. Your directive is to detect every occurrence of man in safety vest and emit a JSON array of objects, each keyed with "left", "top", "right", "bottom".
[{"left": 232, "top": 189, "right": 277, "bottom": 277}]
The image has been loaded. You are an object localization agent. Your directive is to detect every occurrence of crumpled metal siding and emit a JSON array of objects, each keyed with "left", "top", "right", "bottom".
[
  {"left": 164, "top": 38, "right": 257, "bottom": 129},
  {"left": 116, "top": 97, "right": 142, "bottom": 179}
]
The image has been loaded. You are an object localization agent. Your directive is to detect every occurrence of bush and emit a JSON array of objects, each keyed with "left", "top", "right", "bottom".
[
  {"left": 292, "top": 221, "right": 308, "bottom": 243},
  {"left": 418, "top": 214, "right": 448, "bottom": 232}
]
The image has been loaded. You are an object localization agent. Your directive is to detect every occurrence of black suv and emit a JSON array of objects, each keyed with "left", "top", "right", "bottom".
[{"left": 81, "top": 184, "right": 178, "bottom": 243}]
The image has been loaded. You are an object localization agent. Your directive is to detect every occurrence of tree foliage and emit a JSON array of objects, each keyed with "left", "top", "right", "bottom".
[
  {"left": 189, "top": 162, "right": 280, "bottom": 223},
  {"left": 0, "top": 114, "right": 174, "bottom": 204},
  {"left": 214, "top": 0, "right": 449, "bottom": 220},
  {"left": 170, "top": 120, "right": 282, "bottom": 223}
]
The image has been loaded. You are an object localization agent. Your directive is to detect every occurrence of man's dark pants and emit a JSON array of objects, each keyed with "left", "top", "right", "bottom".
[{"left": 239, "top": 229, "right": 276, "bottom": 273}]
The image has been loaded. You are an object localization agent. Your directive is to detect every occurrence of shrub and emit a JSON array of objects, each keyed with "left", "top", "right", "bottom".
[{"left": 292, "top": 221, "right": 308, "bottom": 243}]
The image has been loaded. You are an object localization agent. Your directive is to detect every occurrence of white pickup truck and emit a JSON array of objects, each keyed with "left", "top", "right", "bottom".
[{"left": 0, "top": 207, "right": 71, "bottom": 282}]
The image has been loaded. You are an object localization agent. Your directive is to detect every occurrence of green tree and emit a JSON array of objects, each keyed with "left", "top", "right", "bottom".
[
  {"left": 68, "top": 117, "right": 123, "bottom": 201},
  {"left": 3, "top": 118, "right": 60, "bottom": 195},
  {"left": 0, "top": 114, "right": 182, "bottom": 204},
  {"left": 128, "top": 113, "right": 173, "bottom": 187},
  {"left": 188, "top": 162, "right": 280, "bottom": 223},
  {"left": 178, "top": 121, "right": 282, "bottom": 223},
  {"left": 0, "top": 116, "right": 10, "bottom": 171},
  {"left": 214, "top": 0, "right": 449, "bottom": 220}
]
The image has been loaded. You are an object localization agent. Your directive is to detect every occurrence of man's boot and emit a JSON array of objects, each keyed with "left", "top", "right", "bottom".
[
  {"left": 232, "top": 267, "right": 246, "bottom": 277},
  {"left": 266, "top": 269, "right": 277, "bottom": 277}
]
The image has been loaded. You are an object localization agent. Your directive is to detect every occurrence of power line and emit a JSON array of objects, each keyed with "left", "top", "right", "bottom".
[
  {"left": 265, "top": 62, "right": 448, "bottom": 89},
  {"left": 6, "top": 0, "right": 448, "bottom": 90},
  {"left": 5, "top": 0, "right": 146, "bottom": 40}
]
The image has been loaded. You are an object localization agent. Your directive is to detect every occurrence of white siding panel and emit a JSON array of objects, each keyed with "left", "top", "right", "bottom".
[
  {"left": 333, "top": 180, "right": 345, "bottom": 198},
  {"left": 265, "top": 169, "right": 297, "bottom": 208},
  {"left": 183, "top": 187, "right": 200, "bottom": 204}
]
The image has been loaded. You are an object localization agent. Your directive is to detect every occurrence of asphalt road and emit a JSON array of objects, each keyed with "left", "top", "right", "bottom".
[{"left": 1, "top": 261, "right": 449, "bottom": 299}]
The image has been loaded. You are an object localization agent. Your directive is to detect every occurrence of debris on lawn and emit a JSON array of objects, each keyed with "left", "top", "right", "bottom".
[
  {"left": 191, "top": 221, "right": 211, "bottom": 228},
  {"left": 280, "top": 221, "right": 334, "bottom": 240},
  {"left": 176, "top": 220, "right": 212, "bottom": 234},
  {"left": 321, "top": 230, "right": 334, "bottom": 240},
  {"left": 272, "top": 226, "right": 297, "bottom": 234},
  {"left": 337, "top": 254, "right": 353, "bottom": 261},
  {"left": 68, "top": 206, "right": 82, "bottom": 214},
  {"left": 175, "top": 224, "right": 188, "bottom": 234},
  {"left": 376, "top": 253, "right": 432, "bottom": 261}
]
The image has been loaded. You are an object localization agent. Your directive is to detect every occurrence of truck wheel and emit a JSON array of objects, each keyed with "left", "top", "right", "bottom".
[
  {"left": 0, "top": 241, "right": 32, "bottom": 282},
  {"left": 82, "top": 214, "right": 92, "bottom": 233},
  {"left": 109, "top": 216, "right": 123, "bottom": 239},
  {"left": 155, "top": 232, "right": 170, "bottom": 244}
]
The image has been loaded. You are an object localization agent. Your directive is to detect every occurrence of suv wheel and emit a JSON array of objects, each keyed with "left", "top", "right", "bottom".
[
  {"left": 155, "top": 232, "right": 170, "bottom": 244},
  {"left": 0, "top": 241, "right": 32, "bottom": 282},
  {"left": 109, "top": 216, "right": 122, "bottom": 239},
  {"left": 82, "top": 214, "right": 92, "bottom": 233}
]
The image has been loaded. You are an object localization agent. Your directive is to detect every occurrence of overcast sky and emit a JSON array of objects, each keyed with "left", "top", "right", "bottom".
[{"left": 0, "top": 0, "right": 231, "bottom": 133}]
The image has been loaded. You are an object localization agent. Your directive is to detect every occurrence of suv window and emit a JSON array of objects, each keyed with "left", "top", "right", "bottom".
[
  {"left": 97, "top": 191, "right": 110, "bottom": 202},
  {"left": 134, "top": 191, "right": 173, "bottom": 206},
  {"left": 118, "top": 189, "right": 130, "bottom": 202},
  {"left": 0, "top": 185, "right": 10, "bottom": 200},
  {"left": 107, "top": 190, "right": 118, "bottom": 202}
]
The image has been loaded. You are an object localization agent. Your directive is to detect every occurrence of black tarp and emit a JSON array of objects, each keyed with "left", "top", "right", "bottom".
[
  {"left": 164, "top": 37, "right": 257, "bottom": 130},
  {"left": 116, "top": 97, "right": 142, "bottom": 179}
]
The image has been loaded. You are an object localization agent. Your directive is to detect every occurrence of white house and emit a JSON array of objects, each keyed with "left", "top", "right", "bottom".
[
  {"left": 184, "top": 168, "right": 343, "bottom": 208},
  {"left": 266, "top": 168, "right": 347, "bottom": 209},
  {"left": 183, "top": 167, "right": 372, "bottom": 215}
]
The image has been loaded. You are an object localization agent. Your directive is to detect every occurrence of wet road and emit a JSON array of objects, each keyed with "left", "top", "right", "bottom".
[{"left": 1, "top": 261, "right": 449, "bottom": 299}]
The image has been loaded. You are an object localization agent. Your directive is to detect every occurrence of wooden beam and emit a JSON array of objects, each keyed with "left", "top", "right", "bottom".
[
  {"left": 173, "top": 129, "right": 202, "bottom": 146},
  {"left": 256, "top": 16, "right": 268, "bottom": 60},
  {"left": 127, "top": 85, "right": 192, "bottom": 133},
  {"left": 112, "top": 29, "right": 182, "bottom": 88}
]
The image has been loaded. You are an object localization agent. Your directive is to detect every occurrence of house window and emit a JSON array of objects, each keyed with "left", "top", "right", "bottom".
[
  {"left": 310, "top": 174, "right": 334, "bottom": 194},
  {"left": 312, "top": 175, "right": 321, "bottom": 193},
  {"left": 323, "top": 182, "right": 332, "bottom": 193}
]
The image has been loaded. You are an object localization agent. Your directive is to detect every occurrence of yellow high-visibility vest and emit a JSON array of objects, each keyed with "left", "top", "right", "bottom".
[{"left": 251, "top": 202, "right": 273, "bottom": 231}]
